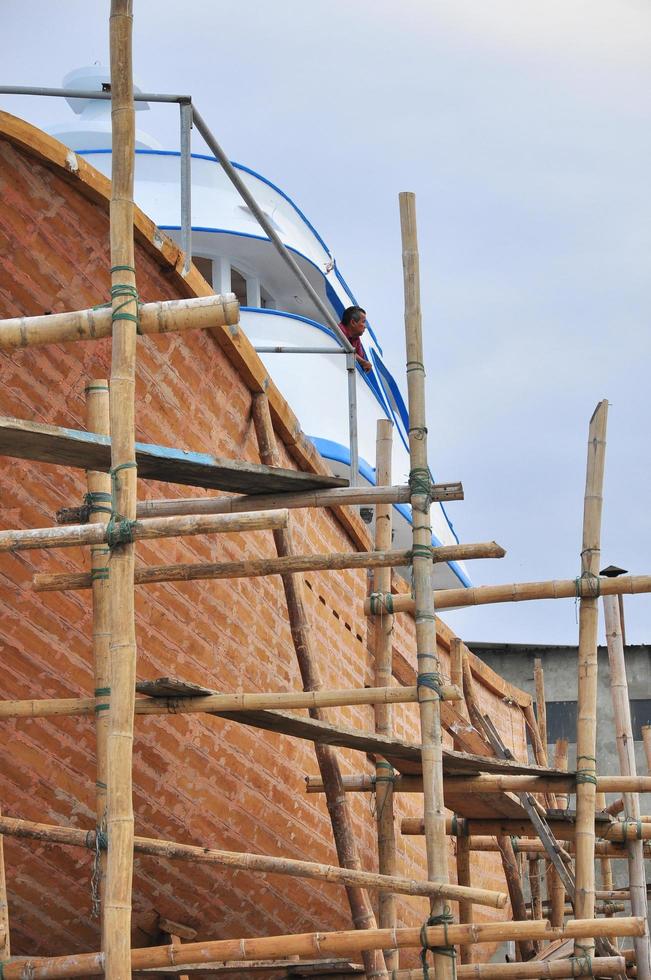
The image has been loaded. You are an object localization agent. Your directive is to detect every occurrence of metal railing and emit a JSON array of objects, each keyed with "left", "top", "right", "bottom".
[{"left": 0, "top": 84, "right": 360, "bottom": 485}]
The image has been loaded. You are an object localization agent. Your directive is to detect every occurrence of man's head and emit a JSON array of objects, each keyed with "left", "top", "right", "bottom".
[{"left": 341, "top": 305, "right": 367, "bottom": 337}]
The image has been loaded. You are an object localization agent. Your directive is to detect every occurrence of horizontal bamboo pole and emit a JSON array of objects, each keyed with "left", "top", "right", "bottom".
[
  {"left": 402, "top": 817, "right": 651, "bottom": 841},
  {"left": 364, "top": 573, "right": 651, "bottom": 615},
  {"left": 525, "top": 902, "right": 626, "bottom": 917},
  {"left": 57, "top": 482, "right": 465, "bottom": 524},
  {"left": 0, "top": 294, "right": 239, "bottom": 350},
  {"left": 466, "top": 836, "right": 651, "bottom": 858},
  {"left": 0, "top": 509, "right": 289, "bottom": 553},
  {"left": 305, "top": 774, "right": 650, "bottom": 794},
  {"left": 32, "top": 541, "right": 505, "bottom": 592},
  {"left": 0, "top": 684, "right": 467, "bottom": 720},
  {"left": 394, "top": 957, "right": 627, "bottom": 979},
  {"left": 0, "top": 816, "right": 505, "bottom": 908},
  {"left": 2, "top": 920, "right": 644, "bottom": 979}
]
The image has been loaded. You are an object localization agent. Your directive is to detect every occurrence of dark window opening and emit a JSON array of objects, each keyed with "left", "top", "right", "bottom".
[
  {"left": 231, "top": 268, "right": 247, "bottom": 307},
  {"left": 192, "top": 255, "right": 213, "bottom": 287}
]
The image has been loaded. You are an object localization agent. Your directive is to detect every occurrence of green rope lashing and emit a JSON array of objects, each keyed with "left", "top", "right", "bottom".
[
  {"left": 84, "top": 491, "right": 113, "bottom": 518},
  {"left": 621, "top": 817, "right": 643, "bottom": 840},
  {"left": 411, "top": 544, "right": 433, "bottom": 561},
  {"left": 406, "top": 359, "right": 425, "bottom": 374},
  {"left": 569, "top": 946, "right": 594, "bottom": 977},
  {"left": 375, "top": 760, "right": 395, "bottom": 783},
  {"left": 417, "top": 670, "right": 444, "bottom": 699},
  {"left": 111, "top": 460, "right": 137, "bottom": 491},
  {"left": 94, "top": 687, "right": 111, "bottom": 697},
  {"left": 369, "top": 592, "right": 393, "bottom": 615},
  {"left": 575, "top": 754, "right": 598, "bottom": 786},
  {"left": 420, "top": 906, "right": 457, "bottom": 979},
  {"left": 409, "top": 467, "right": 432, "bottom": 498},
  {"left": 90, "top": 566, "right": 109, "bottom": 583},
  {"left": 106, "top": 514, "right": 135, "bottom": 548}
]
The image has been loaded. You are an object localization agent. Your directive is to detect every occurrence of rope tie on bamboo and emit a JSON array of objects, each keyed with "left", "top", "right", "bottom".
[
  {"left": 369, "top": 592, "right": 393, "bottom": 616},
  {"left": 94, "top": 686, "right": 111, "bottom": 714},
  {"left": 90, "top": 816, "right": 108, "bottom": 918},
  {"left": 417, "top": 669, "right": 445, "bottom": 701},
  {"left": 409, "top": 466, "right": 432, "bottom": 511},
  {"left": 372, "top": 760, "right": 396, "bottom": 820},
  {"left": 575, "top": 754, "right": 598, "bottom": 787},
  {"left": 420, "top": 906, "right": 457, "bottom": 979},
  {"left": 110, "top": 264, "right": 141, "bottom": 333},
  {"left": 82, "top": 491, "right": 113, "bottom": 520},
  {"left": 411, "top": 543, "right": 433, "bottom": 562},
  {"left": 620, "top": 817, "right": 643, "bottom": 840},
  {"left": 108, "top": 461, "right": 138, "bottom": 548},
  {"left": 569, "top": 947, "right": 594, "bottom": 977}
]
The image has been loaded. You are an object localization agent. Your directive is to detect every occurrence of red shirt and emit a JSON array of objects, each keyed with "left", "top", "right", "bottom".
[{"left": 339, "top": 322, "right": 367, "bottom": 361}]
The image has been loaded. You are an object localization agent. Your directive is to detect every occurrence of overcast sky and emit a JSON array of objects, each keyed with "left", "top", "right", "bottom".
[{"left": 3, "top": 1, "right": 651, "bottom": 646}]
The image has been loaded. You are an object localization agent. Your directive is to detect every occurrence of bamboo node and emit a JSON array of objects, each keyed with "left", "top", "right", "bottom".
[{"left": 420, "top": 906, "right": 457, "bottom": 978}]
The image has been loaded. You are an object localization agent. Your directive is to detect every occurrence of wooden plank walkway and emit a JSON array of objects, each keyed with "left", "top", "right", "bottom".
[{"left": 0, "top": 417, "right": 347, "bottom": 494}]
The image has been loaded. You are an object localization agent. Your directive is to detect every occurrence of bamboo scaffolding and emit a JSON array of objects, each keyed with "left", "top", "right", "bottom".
[
  {"left": 0, "top": 684, "right": 431, "bottom": 720},
  {"left": 603, "top": 593, "right": 651, "bottom": 979},
  {"left": 455, "top": 835, "right": 474, "bottom": 965},
  {"left": 0, "top": 816, "right": 506, "bottom": 907},
  {"left": 0, "top": 294, "right": 240, "bottom": 350},
  {"left": 86, "top": 380, "right": 111, "bottom": 924},
  {"left": 392, "top": 958, "right": 628, "bottom": 980},
  {"left": 250, "top": 391, "right": 387, "bottom": 980},
  {"left": 596, "top": 792, "right": 614, "bottom": 913},
  {"left": 534, "top": 660, "right": 548, "bottom": 753},
  {"left": 57, "top": 482, "right": 465, "bottom": 524},
  {"left": 573, "top": 400, "right": 608, "bottom": 966},
  {"left": 399, "top": 191, "right": 452, "bottom": 980},
  {"left": 372, "top": 419, "right": 398, "bottom": 970},
  {"left": 104, "top": 3, "right": 138, "bottom": 974},
  {"left": 363, "top": 572, "right": 651, "bottom": 615},
  {"left": 32, "top": 540, "right": 505, "bottom": 592},
  {"left": 1, "top": 919, "right": 644, "bottom": 979},
  {"left": 400, "top": 818, "right": 651, "bottom": 842},
  {"left": 532, "top": 660, "right": 555, "bottom": 935},
  {"left": 0, "top": 509, "right": 289, "bottom": 552},
  {"left": 549, "top": 737, "right": 570, "bottom": 927},
  {"left": 305, "top": 774, "right": 651, "bottom": 795}
]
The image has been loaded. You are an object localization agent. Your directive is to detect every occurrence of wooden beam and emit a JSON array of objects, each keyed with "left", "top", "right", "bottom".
[{"left": 0, "top": 416, "right": 346, "bottom": 494}]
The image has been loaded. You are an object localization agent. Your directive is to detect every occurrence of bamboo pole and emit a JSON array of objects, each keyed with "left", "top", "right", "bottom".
[
  {"left": 372, "top": 419, "right": 398, "bottom": 970},
  {"left": 0, "top": 816, "right": 506, "bottom": 907},
  {"left": 455, "top": 835, "right": 473, "bottom": 965},
  {"left": 305, "top": 774, "right": 651, "bottom": 795},
  {"left": 531, "top": 660, "right": 555, "bottom": 930},
  {"left": 57, "top": 482, "right": 465, "bottom": 524},
  {"left": 497, "top": 835, "right": 536, "bottom": 961},
  {"left": 461, "top": 837, "right": 651, "bottom": 859},
  {"left": 603, "top": 593, "right": 651, "bottom": 979},
  {"left": 363, "top": 571, "right": 651, "bottom": 615},
  {"left": 549, "top": 737, "right": 569, "bottom": 927},
  {"left": 86, "top": 380, "right": 111, "bottom": 924},
  {"left": 529, "top": 855, "right": 544, "bottom": 928},
  {"left": 250, "top": 392, "right": 387, "bottom": 980},
  {"left": 400, "top": 818, "right": 651, "bottom": 842},
  {"left": 392, "top": 958, "right": 628, "bottom": 980},
  {"left": 596, "top": 792, "right": 614, "bottom": 909},
  {"left": 642, "top": 726, "right": 651, "bottom": 774},
  {"left": 32, "top": 541, "right": 505, "bottom": 592},
  {"left": 573, "top": 399, "right": 608, "bottom": 966},
  {"left": 400, "top": 191, "right": 452, "bottom": 980},
  {"left": 1, "top": 919, "right": 644, "bottom": 979},
  {"left": 0, "top": 294, "right": 239, "bottom": 350},
  {"left": 104, "top": 4, "right": 138, "bottom": 975},
  {"left": 0, "top": 684, "right": 448, "bottom": 719},
  {"left": 533, "top": 660, "right": 547, "bottom": 757},
  {"left": 0, "top": 509, "right": 289, "bottom": 552}
]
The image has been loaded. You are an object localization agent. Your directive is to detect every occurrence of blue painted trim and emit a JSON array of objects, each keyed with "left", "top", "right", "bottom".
[
  {"left": 78, "top": 146, "right": 382, "bottom": 350},
  {"left": 308, "top": 436, "right": 471, "bottom": 588},
  {"left": 370, "top": 351, "right": 410, "bottom": 454}
]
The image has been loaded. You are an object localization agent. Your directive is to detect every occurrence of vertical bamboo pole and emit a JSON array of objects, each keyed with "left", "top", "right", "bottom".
[
  {"left": 549, "top": 738, "right": 569, "bottom": 928},
  {"left": 105, "top": 3, "right": 138, "bottom": 977},
  {"left": 603, "top": 594, "right": 651, "bottom": 980},
  {"left": 533, "top": 660, "right": 547, "bottom": 755},
  {"left": 372, "top": 419, "right": 398, "bottom": 972},
  {"left": 642, "top": 726, "right": 651, "bottom": 775},
  {"left": 251, "top": 393, "right": 387, "bottom": 980},
  {"left": 455, "top": 836, "right": 473, "bottom": 965},
  {"left": 399, "top": 191, "right": 452, "bottom": 980},
  {"left": 595, "top": 792, "right": 614, "bottom": 912},
  {"left": 573, "top": 399, "right": 608, "bottom": 966},
  {"left": 86, "top": 381, "right": 112, "bottom": 927}
]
